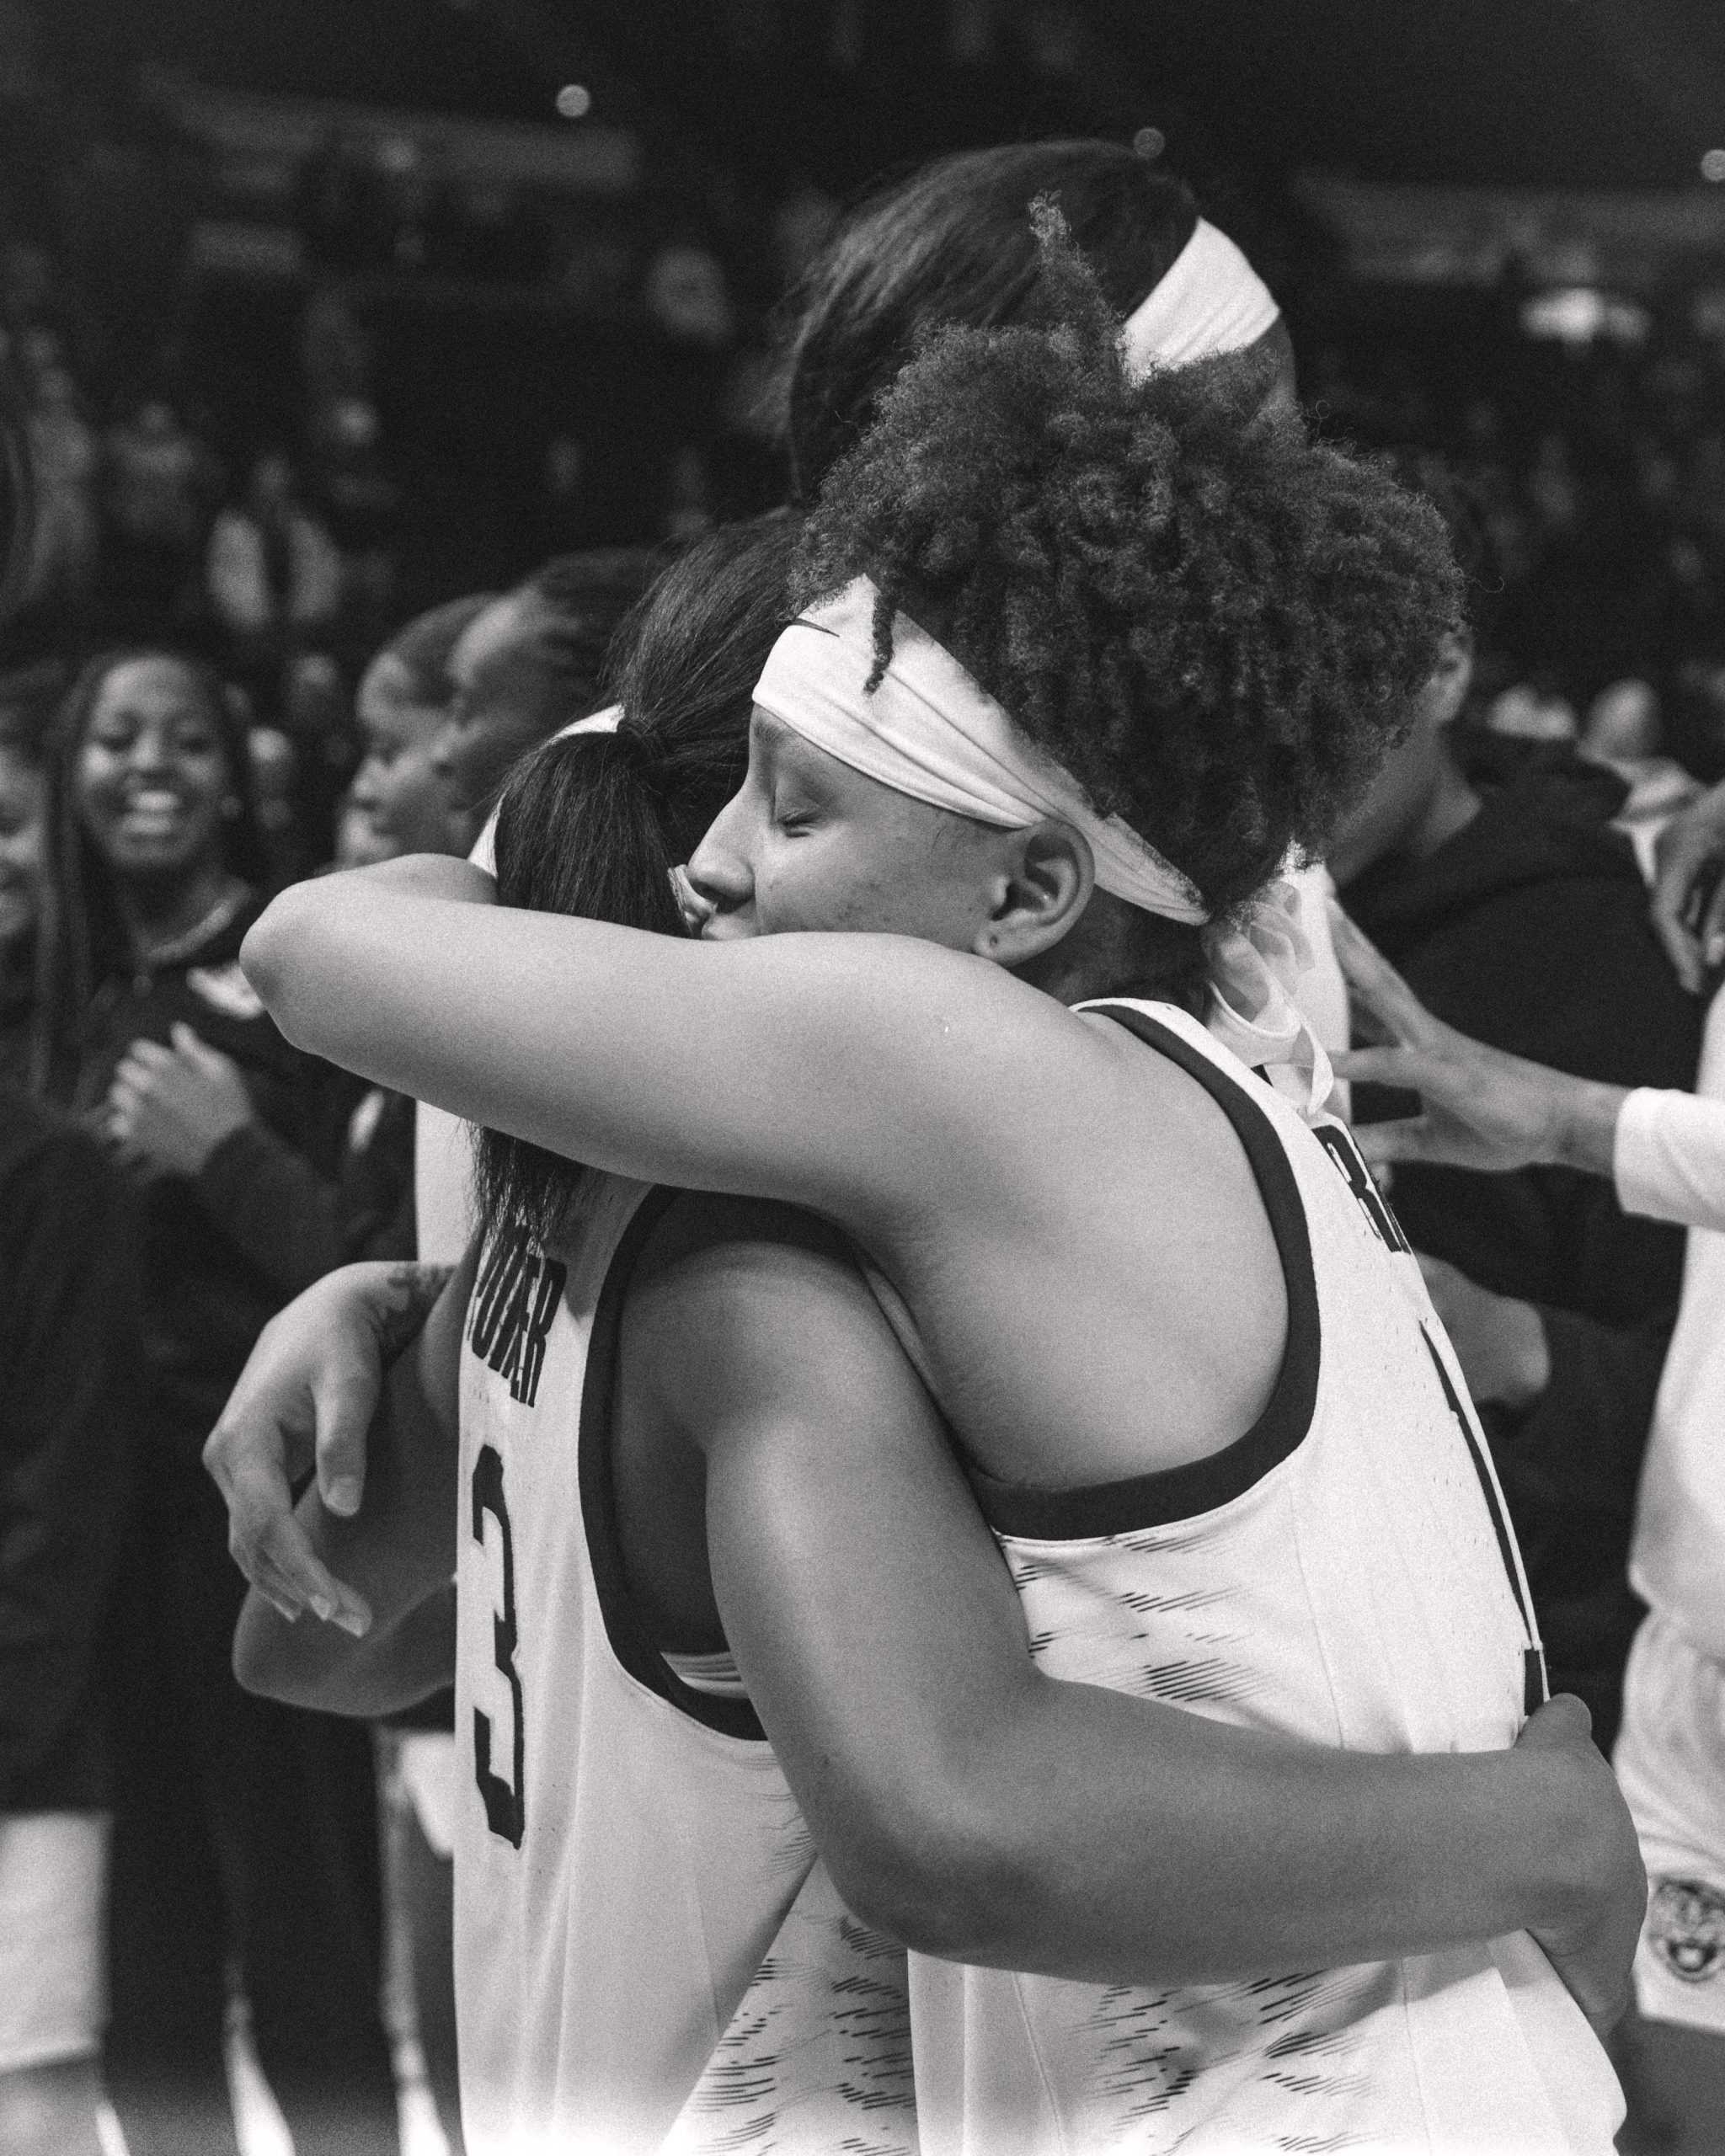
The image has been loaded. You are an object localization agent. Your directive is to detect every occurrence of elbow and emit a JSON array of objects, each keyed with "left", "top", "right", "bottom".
[
  {"left": 240, "top": 882, "right": 325, "bottom": 1038},
  {"left": 822, "top": 1790, "right": 1035, "bottom": 1962}
]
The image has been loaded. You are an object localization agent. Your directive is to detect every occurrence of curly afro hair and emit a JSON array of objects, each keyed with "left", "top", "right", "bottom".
[{"left": 793, "top": 203, "right": 1462, "bottom": 917}]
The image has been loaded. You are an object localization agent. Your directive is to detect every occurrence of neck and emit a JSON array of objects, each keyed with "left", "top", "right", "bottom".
[
  {"left": 120, "top": 858, "right": 233, "bottom": 951},
  {"left": 1014, "top": 890, "right": 1204, "bottom": 1015}
]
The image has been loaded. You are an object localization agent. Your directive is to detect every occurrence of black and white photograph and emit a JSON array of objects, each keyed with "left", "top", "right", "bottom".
[{"left": 4, "top": 3, "right": 1725, "bottom": 2152}]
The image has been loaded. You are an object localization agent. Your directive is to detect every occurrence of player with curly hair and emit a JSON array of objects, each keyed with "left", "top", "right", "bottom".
[{"left": 238, "top": 216, "right": 1635, "bottom": 2151}]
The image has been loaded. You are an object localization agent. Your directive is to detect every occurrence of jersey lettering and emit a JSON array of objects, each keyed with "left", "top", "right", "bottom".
[
  {"left": 468, "top": 1230, "right": 567, "bottom": 1408},
  {"left": 472, "top": 1442, "right": 526, "bottom": 1847},
  {"left": 1312, "top": 1123, "right": 1413, "bottom": 1254}
]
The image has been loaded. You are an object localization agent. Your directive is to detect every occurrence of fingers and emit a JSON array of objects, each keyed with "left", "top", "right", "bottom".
[
  {"left": 224, "top": 1461, "right": 371, "bottom": 1635},
  {"left": 1704, "top": 875, "right": 1725, "bottom": 978},
  {"left": 311, "top": 1351, "right": 383, "bottom": 1518},
  {"left": 171, "top": 1021, "right": 233, "bottom": 1071},
  {"left": 1327, "top": 1046, "right": 1419, "bottom": 1089},
  {"left": 1650, "top": 824, "right": 1717, "bottom": 995},
  {"left": 1514, "top": 1691, "right": 1594, "bottom": 1748},
  {"left": 1339, "top": 1117, "right": 1430, "bottom": 1168},
  {"left": 1326, "top": 903, "right": 1439, "bottom": 1047}
]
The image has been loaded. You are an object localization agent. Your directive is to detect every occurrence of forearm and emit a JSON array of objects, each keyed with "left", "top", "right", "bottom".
[
  {"left": 242, "top": 867, "right": 1035, "bottom": 1221},
  {"left": 902, "top": 1679, "right": 1601, "bottom": 1986}
]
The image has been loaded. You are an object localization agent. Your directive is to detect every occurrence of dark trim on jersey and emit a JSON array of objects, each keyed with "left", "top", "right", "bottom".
[
  {"left": 1419, "top": 1328, "right": 1537, "bottom": 1648},
  {"left": 964, "top": 1006, "right": 1322, "bottom": 1540},
  {"left": 576, "top": 1184, "right": 768, "bottom": 1743}
]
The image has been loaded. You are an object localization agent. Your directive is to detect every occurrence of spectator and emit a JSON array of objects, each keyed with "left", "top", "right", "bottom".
[
  {"left": 345, "top": 593, "right": 494, "bottom": 864},
  {"left": 206, "top": 451, "right": 343, "bottom": 707},
  {"left": 0, "top": 665, "right": 60, "bottom": 1086},
  {"left": 17, "top": 361, "right": 98, "bottom": 646},
  {"left": 29, "top": 648, "right": 398, "bottom": 2156},
  {"left": 430, "top": 548, "right": 660, "bottom": 846},
  {"left": 1330, "top": 459, "right": 1704, "bottom": 1750},
  {"left": 0, "top": 1076, "right": 138, "bottom": 2156},
  {"left": 99, "top": 397, "right": 219, "bottom": 642}
]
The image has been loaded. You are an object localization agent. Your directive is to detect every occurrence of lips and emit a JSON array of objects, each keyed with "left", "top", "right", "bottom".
[{"left": 114, "top": 790, "right": 189, "bottom": 833}]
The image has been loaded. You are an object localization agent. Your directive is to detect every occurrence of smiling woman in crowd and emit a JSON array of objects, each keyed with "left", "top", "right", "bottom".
[{"left": 29, "top": 647, "right": 402, "bottom": 2156}]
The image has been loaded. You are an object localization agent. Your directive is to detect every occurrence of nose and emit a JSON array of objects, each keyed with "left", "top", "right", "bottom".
[
  {"left": 350, "top": 756, "right": 382, "bottom": 809},
  {"left": 684, "top": 798, "right": 752, "bottom": 912},
  {"left": 127, "top": 723, "right": 175, "bottom": 776}
]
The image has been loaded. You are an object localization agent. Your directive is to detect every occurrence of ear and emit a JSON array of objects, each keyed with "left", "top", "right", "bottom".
[
  {"left": 971, "top": 821, "right": 1095, "bottom": 965},
  {"left": 1428, "top": 626, "right": 1475, "bottom": 728}
]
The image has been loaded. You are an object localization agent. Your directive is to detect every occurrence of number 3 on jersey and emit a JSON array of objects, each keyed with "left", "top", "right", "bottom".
[{"left": 472, "top": 1444, "right": 526, "bottom": 1847}]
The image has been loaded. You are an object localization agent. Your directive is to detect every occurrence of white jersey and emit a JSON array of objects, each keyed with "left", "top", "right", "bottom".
[
  {"left": 905, "top": 1001, "right": 1622, "bottom": 2156},
  {"left": 453, "top": 1176, "right": 918, "bottom": 2155}
]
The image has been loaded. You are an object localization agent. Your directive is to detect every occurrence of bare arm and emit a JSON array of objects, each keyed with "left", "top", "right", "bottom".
[
  {"left": 228, "top": 1243, "right": 475, "bottom": 1716},
  {"left": 1328, "top": 905, "right": 1626, "bottom": 1179},
  {"left": 241, "top": 856, "right": 1076, "bottom": 1231},
  {"left": 639, "top": 1212, "right": 1643, "bottom": 2024}
]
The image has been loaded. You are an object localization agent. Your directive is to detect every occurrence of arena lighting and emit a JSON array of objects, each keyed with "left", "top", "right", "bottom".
[
  {"left": 1133, "top": 125, "right": 1166, "bottom": 161},
  {"left": 1703, "top": 147, "right": 1725, "bottom": 183},
  {"left": 1520, "top": 285, "right": 1649, "bottom": 346},
  {"left": 555, "top": 83, "right": 593, "bottom": 120}
]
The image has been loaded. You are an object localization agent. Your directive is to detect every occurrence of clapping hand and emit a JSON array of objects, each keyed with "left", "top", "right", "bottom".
[{"left": 104, "top": 1021, "right": 256, "bottom": 1178}]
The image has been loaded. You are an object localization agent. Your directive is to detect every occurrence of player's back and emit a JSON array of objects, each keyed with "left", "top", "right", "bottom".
[
  {"left": 903, "top": 1001, "right": 1624, "bottom": 2156},
  {"left": 454, "top": 1173, "right": 916, "bottom": 2155}
]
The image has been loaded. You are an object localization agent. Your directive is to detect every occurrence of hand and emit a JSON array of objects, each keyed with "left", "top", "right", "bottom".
[
  {"left": 1328, "top": 905, "right": 1624, "bottom": 1179},
  {"left": 104, "top": 1022, "right": 255, "bottom": 1177},
  {"left": 1515, "top": 1694, "right": 1648, "bottom": 2035},
  {"left": 1417, "top": 1254, "right": 1549, "bottom": 1409},
  {"left": 203, "top": 1260, "right": 451, "bottom": 1630},
  {"left": 1650, "top": 776, "right": 1725, "bottom": 994}
]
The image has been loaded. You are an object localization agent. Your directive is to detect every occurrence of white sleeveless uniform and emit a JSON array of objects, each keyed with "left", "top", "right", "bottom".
[
  {"left": 453, "top": 1176, "right": 918, "bottom": 2155},
  {"left": 900, "top": 1001, "right": 1622, "bottom": 2156}
]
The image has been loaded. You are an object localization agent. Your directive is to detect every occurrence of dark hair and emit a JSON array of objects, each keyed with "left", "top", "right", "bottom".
[
  {"left": 1381, "top": 449, "right": 1506, "bottom": 646},
  {"left": 501, "top": 548, "right": 667, "bottom": 739},
  {"left": 30, "top": 648, "right": 270, "bottom": 1098},
  {"left": 785, "top": 140, "right": 1200, "bottom": 499},
  {"left": 473, "top": 513, "right": 799, "bottom": 1247},
  {"left": 0, "top": 659, "right": 68, "bottom": 766},
  {"left": 796, "top": 208, "right": 1460, "bottom": 953},
  {"left": 371, "top": 592, "right": 498, "bottom": 710}
]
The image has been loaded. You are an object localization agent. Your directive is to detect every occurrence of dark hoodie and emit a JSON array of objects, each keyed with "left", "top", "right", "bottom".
[
  {"left": 0, "top": 1085, "right": 137, "bottom": 1811},
  {"left": 72, "top": 888, "right": 339, "bottom": 1460},
  {"left": 1344, "top": 749, "right": 1702, "bottom": 1747}
]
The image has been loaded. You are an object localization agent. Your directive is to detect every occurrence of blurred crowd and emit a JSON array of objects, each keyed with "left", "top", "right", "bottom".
[{"left": 4, "top": 40, "right": 1725, "bottom": 2156}]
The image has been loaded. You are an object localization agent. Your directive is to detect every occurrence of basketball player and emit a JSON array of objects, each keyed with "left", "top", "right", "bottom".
[
  {"left": 238, "top": 219, "right": 1640, "bottom": 2149},
  {"left": 227, "top": 513, "right": 1628, "bottom": 2152}
]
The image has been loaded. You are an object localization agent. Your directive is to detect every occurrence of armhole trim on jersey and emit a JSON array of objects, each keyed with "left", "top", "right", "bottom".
[
  {"left": 964, "top": 1006, "right": 1322, "bottom": 1540},
  {"left": 576, "top": 1183, "right": 768, "bottom": 1743}
]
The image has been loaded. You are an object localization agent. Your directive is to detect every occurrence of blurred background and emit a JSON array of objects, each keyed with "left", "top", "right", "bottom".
[{"left": 5, "top": 0, "right": 1725, "bottom": 756}]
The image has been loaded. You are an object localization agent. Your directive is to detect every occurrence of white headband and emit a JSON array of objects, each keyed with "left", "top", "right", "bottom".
[
  {"left": 754, "top": 579, "right": 1206, "bottom": 924},
  {"left": 1119, "top": 217, "right": 1280, "bottom": 376},
  {"left": 470, "top": 702, "right": 621, "bottom": 875},
  {"left": 752, "top": 581, "right": 1331, "bottom": 1116}
]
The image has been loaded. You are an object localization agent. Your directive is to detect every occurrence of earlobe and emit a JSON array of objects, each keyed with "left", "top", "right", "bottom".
[{"left": 975, "top": 823, "right": 1094, "bottom": 965}]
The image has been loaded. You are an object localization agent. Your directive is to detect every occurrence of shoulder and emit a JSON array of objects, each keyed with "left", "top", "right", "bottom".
[{"left": 622, "top": 1190, "right": 913, "bottom": 1441}]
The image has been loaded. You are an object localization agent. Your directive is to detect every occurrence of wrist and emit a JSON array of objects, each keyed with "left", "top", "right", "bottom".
[{"left": 1548, "top": 1079, "right": 1629, "bottom": 1180}]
